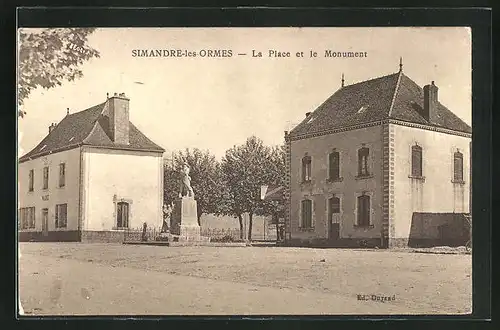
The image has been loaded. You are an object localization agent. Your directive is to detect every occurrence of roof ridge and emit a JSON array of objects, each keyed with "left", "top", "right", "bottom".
[
  {"left": 388, "top": 70, "right": 403, "bottom": 117},
  {"left": 343, "top": 71, "right": 400, "bottom": 89},
  {"left": 82, "top": 101, "right": 107, "bottom": 144}
]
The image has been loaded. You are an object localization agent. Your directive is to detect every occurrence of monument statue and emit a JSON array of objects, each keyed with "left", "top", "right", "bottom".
[
  {"left": 169, "top": 162, "right": 208, "bottom": 243},
  {"left": 179, "top": 164, "right": 194, "bottom": 198}
]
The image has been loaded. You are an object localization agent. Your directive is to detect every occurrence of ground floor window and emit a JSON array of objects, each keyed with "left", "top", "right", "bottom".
[
  {"left": 357, "top": 194, "right": 371, "bottom": 227},
  {"left": 55, "top": 204, "right": 68, "bottom": 228},
  {"left": 117, "top": 201, "right": 130, "bottom": 229},
  {"left": 19, "top": 207, "right": 35, "bottom": 229},
  {"left": 301, "top": 199, "right": 313, "bottom": 228}
]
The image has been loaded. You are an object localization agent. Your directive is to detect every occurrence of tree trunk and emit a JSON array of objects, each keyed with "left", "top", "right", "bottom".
[
  {"left": 275, "top": 214, "right": 280, "bottom": 241},
  {"left": 238, "top": 214, "right": 244, "bottom": 239},
  {"left": 196, "top": 203, "right": 202, "bottom": 226},
  {"left": 248, "top": 212, "right": 253, "bottom": 241}
]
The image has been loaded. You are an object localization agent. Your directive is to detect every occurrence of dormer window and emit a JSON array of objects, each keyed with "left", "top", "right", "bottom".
[
  {"left": 307, "top": 116, "right": 316, "bottom": 124},
  {"left": 357, "top": 105, "right": 369, "bottom": 114}
]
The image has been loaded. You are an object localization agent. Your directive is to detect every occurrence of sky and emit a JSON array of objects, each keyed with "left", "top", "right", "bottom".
[{"left": 18, "top": 27, "right": 471, "bottom": 159}]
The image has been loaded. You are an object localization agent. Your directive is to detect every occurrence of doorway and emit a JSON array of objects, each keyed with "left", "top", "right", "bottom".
[
  {"left": 328, "top": 196, "right": 341, "bottom": 241},
  {"left": 116, "top": 202, "right": 130, "bottom": 228},
  {"left": 42, "top": 208, "right": 49, "bottom": 237}
]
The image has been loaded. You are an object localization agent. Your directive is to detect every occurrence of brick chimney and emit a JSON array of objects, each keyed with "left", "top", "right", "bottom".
[
  {"left": 305, "top": 112, "right": 312, "bottom": 118},
  {"left": 423, "top": 81, "right": 439, "bottom": 123},
  {"left": 107, "top": 92, "right": 130, "bottom": 145},
  {"left": 48, "top": 123, "right": 57, "bottom": 134}
]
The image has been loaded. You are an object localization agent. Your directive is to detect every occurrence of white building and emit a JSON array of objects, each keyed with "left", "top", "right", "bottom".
[{"left": 18, "top": 93, "right": 165, "bottom": 242}]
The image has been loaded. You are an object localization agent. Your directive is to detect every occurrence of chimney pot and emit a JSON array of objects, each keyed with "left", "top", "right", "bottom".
[
  {"left": 66, "top": 108, "right": 70, "bottom": 115},
  {"left": 48, "top": 123, "right": 56, "bottom": 134},
  {"left": 108, "top": 94, "right": 130, "bottom": 145},
  {"left": 106, "top": 93, "right": 109, "bottom": 99},
  {"left": 423, "top": 81, "right": 439, "bottom": 123}
]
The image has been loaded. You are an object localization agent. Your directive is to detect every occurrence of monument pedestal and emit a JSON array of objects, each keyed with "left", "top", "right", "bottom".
[{"left": 170, "top": 197, "right": 209, "bottom": 242}]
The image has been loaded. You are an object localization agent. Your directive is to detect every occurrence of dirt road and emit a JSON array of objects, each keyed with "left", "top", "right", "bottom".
[{"left": 18, "top": 243, "right": 472, "bottom": 315}]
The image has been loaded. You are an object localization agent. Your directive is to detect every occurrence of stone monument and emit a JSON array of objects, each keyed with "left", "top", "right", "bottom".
[{"left": 170, "top": 164, "right": 206, "bottom": 242}]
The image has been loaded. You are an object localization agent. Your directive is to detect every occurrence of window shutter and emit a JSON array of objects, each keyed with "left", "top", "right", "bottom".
[
  {"left": 366, "top": 196, "right": 371, "bottom": 225},
  {"left": 358, "top": 150, "right": 362, "bottom": 176},
  {"left": 364, "top": 148, "right": 369, "bottom": 175},
  {"left": 311, "top": 200, "right": 315, "bottom": 228},
  {"left": 329, "top": 152, "right": 340, "bottom": 180},
  {"left": 59, "top": 164, "right": 65, "bottom": 187},
  {"left": 412, "top": 146, "right": 423, "bottom": 177},
  {"left": 124, "top": 203, "right": 129, "bottom": 228},
  {"left": 55, "top": 205, "right": 59, "bottom": 228},
  {"left": 454, "top": 152, "right": 463, "bottom": 181},
  {"left": 356, "top": 196, "right": 361, "bottom": 225},
  {"left": 62, "top": 204, "right": 67, "bottom": 227},
  {"left": 117, "top": 204, "right": 122, "bottom": 227},
  {"left": 301, "top": 159, "right": 306, "bottom": 182},
  {"left": 299, "top": 201, "right": 303, "bottom": 227}
]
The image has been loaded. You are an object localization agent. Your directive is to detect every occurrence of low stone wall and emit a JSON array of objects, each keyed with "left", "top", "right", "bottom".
[
  {"left": 81, "top": 231, "right": 125, "bottom": 243},
  {"left": 18, "top": 230, "right": 80, "bottom": 242},
  {"left": 285, "top": 237, "right": 383, "bottom": 248}
]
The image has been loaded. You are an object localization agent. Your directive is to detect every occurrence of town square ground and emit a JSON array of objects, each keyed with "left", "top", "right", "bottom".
[{"left": 19, "top": 243, "right": 471, "bottom": 315}]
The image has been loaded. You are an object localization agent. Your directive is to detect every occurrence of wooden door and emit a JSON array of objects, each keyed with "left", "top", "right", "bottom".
[
  {"left": 42, "top": 209, "right": 49, "bottom": 237},
  {"left": 328, "top": 197, "right": 341, "bottom": 241}
]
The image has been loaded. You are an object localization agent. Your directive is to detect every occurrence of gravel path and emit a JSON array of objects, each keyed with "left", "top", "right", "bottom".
[{"left": 18, "top": 243, "right": 472, "bottom": 315}]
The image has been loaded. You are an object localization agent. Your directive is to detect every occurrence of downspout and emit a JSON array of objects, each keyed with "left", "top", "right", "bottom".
[{"left": 78, "top": 145, "right": 84, "bottom": 241}]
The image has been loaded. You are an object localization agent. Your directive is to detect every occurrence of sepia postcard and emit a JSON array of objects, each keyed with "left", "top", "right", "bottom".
[{"left": 17, "top": 26, "right": 473, "bottom": 316}]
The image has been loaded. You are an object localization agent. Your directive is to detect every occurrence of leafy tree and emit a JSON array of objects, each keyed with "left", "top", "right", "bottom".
[
  {"left": 221, "top": 136, "right": 277, "bottom": 241},
  {"left": 257, "top": 144, "right": 287, "bottom": 240},
  {"left": 18, "top": 28, "right": 100, "bottom": 117},
  {"left": 163, "top": 157, "right": 179, "bottom": 207},
  {"left": 163, "top": 149, "right": 223, "bottom": 226}
]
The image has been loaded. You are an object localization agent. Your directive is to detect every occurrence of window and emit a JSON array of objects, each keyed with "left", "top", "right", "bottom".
[
  {"left": 59, "top": 163, "right": 66, "bottom": 187},
  {"left": 358, "top": 147, "right": 370, "bottom": 177},
  {"left": 302, "top": 156, "right": 312, "bottom": 182},
  {"left": 301, "top": 199, "right": 312, "bottom": 228},
  {"left": 328, "top": 151, "right": 340, "bottom": 181},
  {"left": 42, "top": 166, "right": 49, "bottom": 189},
  {"left": 328, "top": 196, "right": 341, "bottom": 223},
  {"left": 19, "top": 207, "right": 35, "bottom": 229},
  {"left": 357, "top": 194, "right": 371, "bottom": 227},
  {"left": 55, "top": 204, "right": 67, "bottom": 228},
  {"left": 28, "top": 169, "right": 34, "bottom": 192},
  {"left": 411, "top": 145, "right": 423, "bottom": 177},
  {"left": 454, "top": 151, "right": 464, "bottom": 182},
  {"left": 117, "top": 202, "right": 130, "bottom": 228}
]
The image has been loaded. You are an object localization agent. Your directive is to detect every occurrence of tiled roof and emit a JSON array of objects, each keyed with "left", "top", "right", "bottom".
[
  {"left": 288, "top": 71, "right": 472, "bottom": 138},
  {"left": 19, "top": 101, "right": 165, "bottom": 162}
]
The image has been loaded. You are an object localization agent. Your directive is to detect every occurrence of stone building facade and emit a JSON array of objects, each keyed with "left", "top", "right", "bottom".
[{"left": 284, "top": 68, "right": 471, "bottom": 248}]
